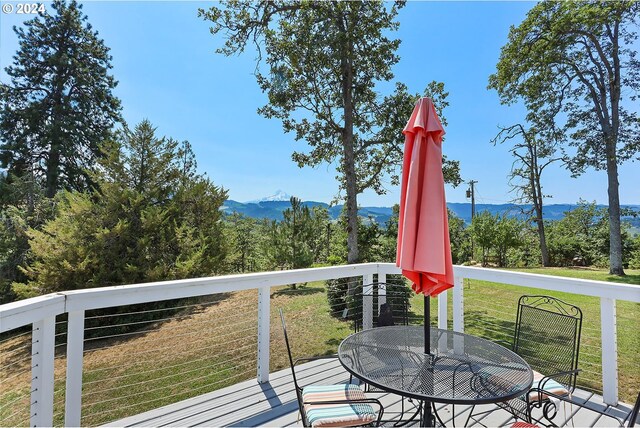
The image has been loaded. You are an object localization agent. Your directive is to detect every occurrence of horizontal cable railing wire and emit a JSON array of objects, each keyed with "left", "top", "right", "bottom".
[
  {"left": 83, "top": 356, "right": 258, "bottom": 405},
  {"left": 81, "top": 323, "right": 258, "bottom": 366},
  {"left": 78, "top": 291, "right": 259, "bottom": 426},
  {"left": 613, "top": 303, "right": 638, "bottom": 403},
  {"left": 82, "top": 317, "right": 256, "bottom": 347},
  {"left": 82, "top": 366, "right": 258, "bottom": 421},
  {"left": 53, "top": 315, "right": 68, "bottom": 426},
  {"left": 82, "top": 301, "right": 253, "bottom": 333},
  {"left": 82, "top": 348, "right": 257, "bottom": 395},
  {"left": 0, "top": 327, "right": 32, "bottom": 427}
]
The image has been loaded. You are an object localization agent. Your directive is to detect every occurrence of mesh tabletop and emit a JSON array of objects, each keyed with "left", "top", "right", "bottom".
[{"left": 338, "top": 326, "right": 533, "bottom": 405}]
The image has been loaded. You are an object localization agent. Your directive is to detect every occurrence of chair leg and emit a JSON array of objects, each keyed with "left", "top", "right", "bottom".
[{"left": 463, "top": 405, "right": 475, "bottom": 428}]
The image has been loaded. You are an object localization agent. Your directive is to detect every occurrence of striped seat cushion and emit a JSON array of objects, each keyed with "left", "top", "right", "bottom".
[
  {"left": 302, "top": 384, "right": 377, "bottom": 428},
  {"left": 528, "top": 369, "right": 570, "bottom": 402},
  {"left": 476, "top": 367, "right": 569, "bottom": 403}
]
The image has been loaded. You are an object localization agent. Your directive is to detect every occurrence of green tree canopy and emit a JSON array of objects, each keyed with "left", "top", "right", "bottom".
[
  {"left": 14, "top": 121, "right": 227, "bottom": 298},
  {"left": 0, "top": 0, "right": 121, "bottom": 198},
  {"left": 545, "top": 200, "right": 633, "bottom": 268},
  {"left": 489, "top": 0, "right": 640, "bottom": 274}
]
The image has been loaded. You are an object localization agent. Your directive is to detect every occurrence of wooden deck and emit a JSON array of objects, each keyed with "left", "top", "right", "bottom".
[{"left": 106, "top": 358, "right": 634, "bottom": 427}]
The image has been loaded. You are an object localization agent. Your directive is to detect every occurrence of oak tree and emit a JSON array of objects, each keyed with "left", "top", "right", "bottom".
[
  {"left": 493, "top": 124, "right": 560, "bottom": 266},
  {"left": 489, "top": 1, "right": 640, "bottom": 275},
  {"left": 200, "top": 1, "right": 459, "bottom": 264}
]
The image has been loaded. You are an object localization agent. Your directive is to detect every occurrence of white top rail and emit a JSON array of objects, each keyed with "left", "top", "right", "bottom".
[
  {"left": 378, "top": 263, "right": 640, "bottom": 302},
  {"left": 1, "top": 263, "right": 380, "bottom": 332},
  {"left": 0, "top": 293, "right": 66, "bottom": 333},
  {"left": 3, "top": 262, "right": 639, "bottom": 333}
]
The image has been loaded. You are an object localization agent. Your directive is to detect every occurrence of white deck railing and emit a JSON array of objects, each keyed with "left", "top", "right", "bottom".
[{"left": 1, "top": 263, "right": 638, "bottom": 427}]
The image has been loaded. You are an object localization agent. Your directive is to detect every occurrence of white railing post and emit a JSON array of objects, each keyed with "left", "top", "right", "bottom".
[
  {"left": 453, "top": 275, "right": 464, "bottom": 333},
  {"left": 362, "top": 274, "right": 374, "bottom": 330},
  {"left": 257, "top": 286, "right": 271, "bottom": 383},
  {"left": 437, "top": 290, "right": 448, "bottom": 330},
  {"left": 378, "top": 273, "right": 386, "bottom": 284},
  {"left": 377, "top": 273, "right": 386, "bottom": 311},
  {"left": 31, "top": 316, "right": 55, "bottom": 427},
  {"left": 64, "top": 310, "right": 85, "bottom": 427},
  {"left": 600, "top": 297, "right": 618, "bottom": 405}
]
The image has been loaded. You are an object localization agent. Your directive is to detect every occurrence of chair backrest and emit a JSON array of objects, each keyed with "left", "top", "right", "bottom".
[
  {"left": 350, "top": 282, "right": 410, "bottom": 332},
  {"left": 279, "top": 309, "right": 306, "bottom": 419},
  {"left": 513, "top": 295, "right": 583, "bottom": 392}
]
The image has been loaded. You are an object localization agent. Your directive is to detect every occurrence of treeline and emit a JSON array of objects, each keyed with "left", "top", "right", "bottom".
[
  {"left": 225, "top": 200, "right": 640, "bottom": 278},
  {"left": 461, "top": 206, "right": 639, "bottom": 269},
  {"left": 0, "top": 112, "right": 397, "bottom": 303}
]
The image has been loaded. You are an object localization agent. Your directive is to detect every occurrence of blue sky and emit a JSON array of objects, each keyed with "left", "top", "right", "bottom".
[{"left": 1, "top": 1, "right": 638, "bottom": 206}]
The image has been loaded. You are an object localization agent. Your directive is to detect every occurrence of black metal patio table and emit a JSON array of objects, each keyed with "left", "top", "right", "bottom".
[{"left": 338, "top": 325, "right": 533, "bottom": 427}]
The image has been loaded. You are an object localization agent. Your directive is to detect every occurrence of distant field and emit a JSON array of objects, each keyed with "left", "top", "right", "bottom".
[
  {"left": 0, "top": 267, "right": 638, "bottom": 426},
  {"left": 506, "top": 266, "right": 640, "bottom": 285}
]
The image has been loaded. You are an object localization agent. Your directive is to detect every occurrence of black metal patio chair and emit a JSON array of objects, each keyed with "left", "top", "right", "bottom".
[
  {"left": 472, "top": 295, "right": 584, "bottom": 427},
  {"left": 347, "top": 282, "right": 412, "bottom": 333},
  {"left": 345, "top": 282, "right": 418, "bottom": 422},
  {"left": 279, "top": 309, "right": 384, "bottom": 428}
]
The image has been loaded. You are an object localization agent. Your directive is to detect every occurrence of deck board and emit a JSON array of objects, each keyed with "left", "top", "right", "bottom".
[{"left": 105, "top": 359, "right": 635, "bottom": 427}]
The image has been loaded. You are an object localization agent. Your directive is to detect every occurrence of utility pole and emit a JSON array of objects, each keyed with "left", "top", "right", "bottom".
[
  {"left": 326, "top": 222, "right": 331, "bottom": 262},
  {"left": 467, "top": 180, "right": 477, "bottom": 220},
  {"left": 467, "top": 180, "right": 478, "bottom": 261}
]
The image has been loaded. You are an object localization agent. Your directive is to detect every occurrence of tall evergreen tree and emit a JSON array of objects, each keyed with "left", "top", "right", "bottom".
[
  {"left": 14, "top": 121, "right": 227, "bottom": 297},
  {"left": 0, "top": 0, "right": 121, "bottom": 198}
]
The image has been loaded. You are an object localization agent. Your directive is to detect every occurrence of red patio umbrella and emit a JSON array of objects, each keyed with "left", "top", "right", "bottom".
[{"left": 396, "top": 97, "right": 454, "bottom": 354}]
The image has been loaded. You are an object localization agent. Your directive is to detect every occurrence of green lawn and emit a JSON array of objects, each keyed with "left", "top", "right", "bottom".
[{"left": 505, "top": 266, "right": 640, "bottom": 285}]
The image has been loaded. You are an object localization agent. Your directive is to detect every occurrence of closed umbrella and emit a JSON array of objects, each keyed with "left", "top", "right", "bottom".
[
  {"left": 396, "top": 96, "right": 454, "bottom": 427},
  {"left": 396, "top": 96, "right": 454, "bottom": 354}
]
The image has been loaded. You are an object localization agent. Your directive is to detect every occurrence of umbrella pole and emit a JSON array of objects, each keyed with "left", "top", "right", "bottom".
[
  {"left": 424, "top": 294, "right": 430, "bottom": 355},
  {"left": 423, "top": 294, "right": 435, "bottom": 427}
]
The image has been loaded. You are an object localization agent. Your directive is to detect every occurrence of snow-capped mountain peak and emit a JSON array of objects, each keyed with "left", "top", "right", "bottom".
[{"left": 248, "top": 190, "right": 292, "bottom": 203}]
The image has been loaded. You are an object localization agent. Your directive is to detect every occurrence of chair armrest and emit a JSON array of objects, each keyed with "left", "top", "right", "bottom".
[
  {"left": 536, "top": 368, "right": 581, "bottom": 389},
  {"left": 294, "top": 354, "right": 338, "bottom": 366},
  {"left": 528, "top": 369, "right": 581, "bottom": 403}
]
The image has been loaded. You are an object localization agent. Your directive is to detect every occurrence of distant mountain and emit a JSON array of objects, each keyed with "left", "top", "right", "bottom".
[
  {"left": 448, "top": 203, "right": 640, "bottom": 226},
  {"left": 221, "top": 199, "right": 394, "bottom": 224},
  {"left": 247, "top": 190, "right": 292, "bottom": 203},
  {"left": 221, "top": 198, "right": 640, "bottom": 227}
]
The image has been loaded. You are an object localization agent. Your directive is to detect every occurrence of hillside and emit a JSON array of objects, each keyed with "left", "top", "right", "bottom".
[{"left": 221, "top": 199, "right": 640, "bottom": 227}]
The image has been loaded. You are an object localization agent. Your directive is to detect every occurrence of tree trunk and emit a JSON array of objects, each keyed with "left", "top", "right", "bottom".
[
  {"left": 605, "top": 136, "right": 625, "bottom": 275},
  {"left": 339, "top": 16, "right": 358, "bottom": 266},
  {"left": 46, "top": 66, "right": 65, "bottom": 198},
  {"left": 537, "top": 218, "right": 550, "bottom": 266},
  {"left": 533, "top": 176, "right": 550, "bottom": 266},
  {"left": 45, "top": 143, "right": 60, "bottom": 198}
]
